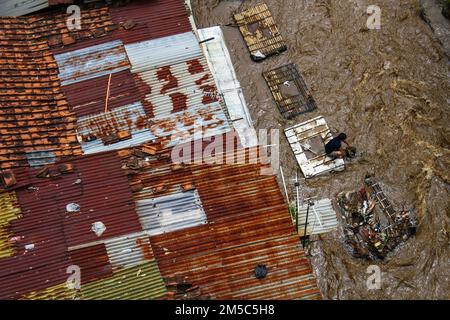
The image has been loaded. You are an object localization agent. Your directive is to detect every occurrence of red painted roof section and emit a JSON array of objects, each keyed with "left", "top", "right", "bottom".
[
  {"left": 62, "top": 70, "right": 140, "bottom": 118},
  {"left": 109, "top": 0, "right": 192, "bottom": 44}
]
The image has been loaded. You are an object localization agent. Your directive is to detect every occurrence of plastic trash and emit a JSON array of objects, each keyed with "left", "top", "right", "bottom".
[
  {"left": 91, "top": 221, "right": 106, "bottom": 237},
  {"left": 66, "top": 203, "right": 80, "bottom": 213}
]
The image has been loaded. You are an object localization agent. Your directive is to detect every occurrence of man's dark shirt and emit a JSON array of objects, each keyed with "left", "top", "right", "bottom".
[{"left": 325, "top": 136, "right": 342, "bottom": 154}]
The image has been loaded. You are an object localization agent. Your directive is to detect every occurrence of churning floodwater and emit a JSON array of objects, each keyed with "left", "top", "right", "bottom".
[{"left": 191, "top": 0, "right": 449, "bottom": 299}]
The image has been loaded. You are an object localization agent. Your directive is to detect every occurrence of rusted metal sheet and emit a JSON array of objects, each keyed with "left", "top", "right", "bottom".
[
  {"left": 69, "top": 243, "right": 113, "bottom": 284},
  {"left": 123, "top": 144, "right": 322, "bottom": 300},
  {"left": 0, "top": 152, "right": 168, "bottom": 300},
  {"left": 125, "top": 32, "right": 221, "bottom": 118},
  {"left": 109, "top": 0, "right": 192, "bottom": 44},
  {"left": 76, "top": 101, "right": 154, "bottom": 154},
  {"left": 0, "top": 19, "right": 82, "bottom": 170},
  {"left": 62, "top": 69, "right": 140, "bottom": 118},
  {"left": 55, "top": 40, "right": 130, "bottom": 86},
  {"left": 151, "top": 103, "right": 230, "bottom": 148},
  {"left": 263, "top": 63, "right": 317, "bottom": 119},
  {"left": 104, "top": 232, "right": 155, "bottom": 269},
  {"left": 234, "top": 3, "right": 287, "bottom": 62}
]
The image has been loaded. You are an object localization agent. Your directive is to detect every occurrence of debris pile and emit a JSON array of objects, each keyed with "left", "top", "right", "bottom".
[{"left": 337, "top": 175, "right": 417, "bottom": 260}]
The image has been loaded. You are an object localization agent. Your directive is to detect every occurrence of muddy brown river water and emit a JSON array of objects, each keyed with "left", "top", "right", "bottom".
[{"left": 191, "top": 0, "right": 449, "bottom": 299}]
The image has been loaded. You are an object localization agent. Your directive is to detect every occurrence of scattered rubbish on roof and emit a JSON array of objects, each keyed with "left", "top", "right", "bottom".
[
  {"left": 198, "top": 26, "right": 257, "bottom": 148},
  {"left": 297, "top": 198, "right": 338, "bottom": 236},
  {"left": 91, "top": 221, "right": 106, "bottom": 237},
  {"left": 234, "top": 3, "right": 287, "bottom": 62},
  {"left": 254, "top": 264, "right": 268, "bottom": 279},
  {"left": 285, "top": 116, "right": 345, "bottom": 178},
  {"left": 337, "top": 175, "right": 417, "bottom": 260},
  {"left": 66, "top": 203, "right": 81, "bottom": 213},
  {"left": 263, "top": 63, "right": 317, "bottom": 119}
]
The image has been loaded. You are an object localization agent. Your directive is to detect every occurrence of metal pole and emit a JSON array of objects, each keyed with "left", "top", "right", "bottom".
[
  {"left": 302, "top": 200, "right": 311, "bottom": 248},
  {"left": 295, "top": 172, "right": 300, "bottom": 233},
  {"left": 279, "top": 166, "right": 290, "bottom": 205}
]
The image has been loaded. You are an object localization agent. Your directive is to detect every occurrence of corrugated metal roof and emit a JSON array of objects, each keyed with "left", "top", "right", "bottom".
[
  {"left": 55, "top": 40, "right": 130, "bottom": 86},
  {"left": 76, "top": 101, "right": 153, "bottom": 154},
  {"left": 122, "top": 144, "right": 322, "bottom": 300},
  {"left": 0, "top": 152, "right": 168, "bottom": 300},
  {"left": 297, "top": 199, "right": 338, "bottom": 236},
  {"left": 125, "top": 32, "right": 221, "bottom": 118},
  {"left": 62, "top": 69, "right": 140, "bottom": 118},
  {"left": 152, "top": 103, "right": 231, "bottom": 148},
  {"left": 21, "top": 261, "right": 167, "bottom": 300},
  {"left": 198, "top": 26, "right": 256, "bottom": 147},
  {"left": 109, "top": 0, "right": 192, "bottom": 44},
  {"left": 79, "top": 261, "right": 166, "bottom": 300},
  {"left": 285, "top": 116, "right": 346, "bottom": 178}
]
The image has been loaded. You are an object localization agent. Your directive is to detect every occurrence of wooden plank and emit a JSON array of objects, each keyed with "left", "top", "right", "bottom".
[{"left": 234, "top": 3, "right": 287, "bottom": 62}]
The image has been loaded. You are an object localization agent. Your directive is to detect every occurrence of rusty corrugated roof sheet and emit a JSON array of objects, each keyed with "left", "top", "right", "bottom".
[
  {"left": 121, "top": 143, "right": 322, "bottom": 300},
  {"left": 0, "top": 151, "right": 166, "bottom": 299},
  {"left": 0, "top": 19, "right": 82, "bottom": 170}
]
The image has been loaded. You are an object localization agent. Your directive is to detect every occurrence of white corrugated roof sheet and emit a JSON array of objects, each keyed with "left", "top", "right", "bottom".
[
  {"left": 125, "top": 32, "right": 202, "bottom": 72},
  {"left": 136, "top": 190, "right": 207, "bottom": 236},
  {"left": 55, "top": 40, "right": 130, "bottom": 86},
  {"left": 297, "top": 198, "right": 338, "bottom": 236},
  {"left": 198, "top": 26, "right": 257, "bottom": 147}
]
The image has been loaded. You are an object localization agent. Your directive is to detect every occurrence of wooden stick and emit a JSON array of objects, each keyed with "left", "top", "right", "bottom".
[
  {"left": 104, "top": 73, "right": 112, "bottom": 113},
  {"left": 280, "top": 165, "right": 290, "bottom": 205}
]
